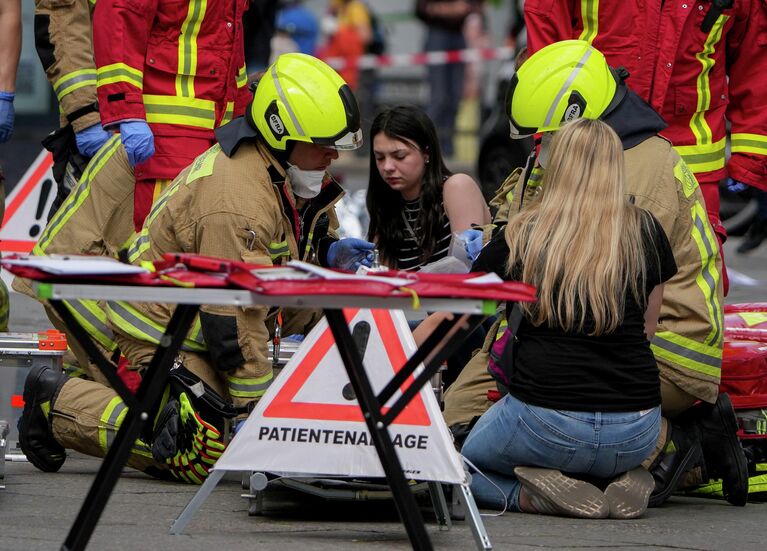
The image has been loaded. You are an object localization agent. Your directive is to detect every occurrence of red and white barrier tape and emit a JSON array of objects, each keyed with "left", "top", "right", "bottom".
[{"left": 321, "top": 46, "right": 515, "bottom": 71}]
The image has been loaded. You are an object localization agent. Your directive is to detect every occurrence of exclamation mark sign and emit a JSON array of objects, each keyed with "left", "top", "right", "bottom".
[
  {"left": 29, "top": 178, "right": 53, "bottom": 238},
  {"left": 342, "top": 321, "right": 371, "bottom": 401}
]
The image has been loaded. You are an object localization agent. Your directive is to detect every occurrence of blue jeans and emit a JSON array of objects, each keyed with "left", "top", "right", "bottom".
[{"left": 461, "top": 394, "right": 661, "bottom": 511}]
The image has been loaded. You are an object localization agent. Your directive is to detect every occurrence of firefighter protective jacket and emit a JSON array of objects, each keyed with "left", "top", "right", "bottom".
[
  {"left": 34, "top": 0, "right": 100, "bottom": 133},
  {"left": 493, "top": 93, "right": 725, "bottom": 403},
  {"left": 92, "top": 0, "right": 251, "bottom": 180},
  {"left": 107, "top": 138, "right": 343, "bottom": 407},
  {"left": 525, "top": 0, "right": 767, "bottom": 190}
]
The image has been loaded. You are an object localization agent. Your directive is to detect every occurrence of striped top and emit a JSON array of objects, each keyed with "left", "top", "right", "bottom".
[{"left": 393, "top": 197, "right": 452, "bottom": 271}]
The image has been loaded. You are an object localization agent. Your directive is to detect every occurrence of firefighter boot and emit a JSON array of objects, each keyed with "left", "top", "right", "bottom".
[
  {"left": 648, "top": 422, "right": 703, "bottom": 507},
  {"left": 18, "top": 365, "right": 68, "bottom": 472},
  {"left": 691, "top": 393, "right": 749, "bottom": 506}
]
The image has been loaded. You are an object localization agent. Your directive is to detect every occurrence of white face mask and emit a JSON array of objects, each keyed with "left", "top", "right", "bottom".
[
  {"left": 537, "top": 132, "right": 554, "bottom": 169},
  {"left": 287, "top": 164, "right": 326, "bottom": 199}
]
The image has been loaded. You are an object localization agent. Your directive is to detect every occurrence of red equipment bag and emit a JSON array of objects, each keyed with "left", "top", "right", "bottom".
[{"left": 721, "top": 303, "right": 767, "bottom": 439}]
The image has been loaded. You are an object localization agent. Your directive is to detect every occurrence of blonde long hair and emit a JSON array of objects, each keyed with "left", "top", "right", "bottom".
[{"left": 505, "top": 118, "right": 652, "bottom": 335}]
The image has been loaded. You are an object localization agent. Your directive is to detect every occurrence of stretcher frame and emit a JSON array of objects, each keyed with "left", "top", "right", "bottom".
[{"left": 34, "top": 281, "right": 502, "bottom": 551}]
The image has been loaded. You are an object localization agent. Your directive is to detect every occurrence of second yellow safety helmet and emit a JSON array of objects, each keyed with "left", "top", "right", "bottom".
[{"left": 506, "top": 40, "right": 626, "bottom": 137}]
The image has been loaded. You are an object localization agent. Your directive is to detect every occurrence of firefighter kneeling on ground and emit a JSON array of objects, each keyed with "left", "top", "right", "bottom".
[
  {"left": 17, "top": 53, "right": 376, "bottom": 483},
  {"left": 446, "top": 40, "right": 750, "bottom": 507}
]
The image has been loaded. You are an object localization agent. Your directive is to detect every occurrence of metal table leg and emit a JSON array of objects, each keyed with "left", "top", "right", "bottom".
[{"left": 51, "top": 301, "right": 200, "bottom": 551}]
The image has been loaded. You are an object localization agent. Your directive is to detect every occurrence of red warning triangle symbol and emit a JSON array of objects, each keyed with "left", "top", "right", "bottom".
[{"left": 263, "top": 308, "right": 430, "bottom": 426}]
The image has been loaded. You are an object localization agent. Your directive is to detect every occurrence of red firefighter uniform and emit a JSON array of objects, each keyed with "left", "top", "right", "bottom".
[
  {"left": 525, "top": 0, "right": 767, "bottom": 244},
  {"left": 93, "top": 0, "right": 252, "bottom": 229}
]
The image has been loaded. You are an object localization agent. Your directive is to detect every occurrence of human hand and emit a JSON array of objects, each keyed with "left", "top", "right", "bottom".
[
  {"left": 327, "top": 238, "right": 375, "bottom": 271},
  {"left": 0, "top": 92, "right": 15, "bottom": 144},
  {"left": 75, "top": 123, "right": 111, "bottom": 157},
  {"left": 119, "top": 121, "right": 155, "bottom": 166},
  {"left": 459, "top": 228, "right": 484, "bottom": 264},
  {"left": 725, "top": 177, "right": 749, "bottom": 194}
]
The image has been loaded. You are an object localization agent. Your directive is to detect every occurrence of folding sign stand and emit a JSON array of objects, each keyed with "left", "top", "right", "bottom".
[{"left": 170, "top": 309, "right": 492, "bottom": 550}]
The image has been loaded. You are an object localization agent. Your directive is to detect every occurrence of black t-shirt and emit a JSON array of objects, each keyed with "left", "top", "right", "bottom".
[{"left": 473, "top": 211, "right": 677, "bottom": 412}]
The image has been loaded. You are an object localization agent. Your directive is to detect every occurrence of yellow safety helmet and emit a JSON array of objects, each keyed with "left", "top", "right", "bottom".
[
  {"left": 249, "top": 53, "right": 362, "bottom": 151},
  {"left": 506, "top": 40, "right": 627, "bottom": 137}
]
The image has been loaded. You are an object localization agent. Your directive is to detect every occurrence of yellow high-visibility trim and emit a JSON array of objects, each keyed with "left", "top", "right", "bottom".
[
  {"left": 269, "top": 241, "right": 290, "bottom": 260},
  {"left": 652, "top": 330, "right": 722, "bottom": 378},
  {"left": 673, "top": 138, "right": 727, "bottom": 174},
  {"left": 186, "top": 143, "right": 221, "bottom": 183},
  {"left": 689, "top": 200, "right": 723, "bottom": 346},
  {"left": 53, "top": 68, "right": 97, "bottom": 101},
  {"left": 731, "top": 133, "right": 767, "bottom": 156},
  {"left": 63, "top": 299, "right": 117, "bottom": 351},
  {"left": 688, "top": 15, "right": 728, "bottom": 170},
  {"left": 577, "top": 0, "right": 599, "bottom": 44},
  {"left": 97, "top": 63, "right": 143, "bottom": 89},
  {"left": 236, "top": 64, "right": 248, "bottom": 88},
  {"left": 99, "top": 397, "right": 126, "bottom": 452},
  {"left": 176, "top": 0, "right": 208, "bottom": 97},
  {"left": 221, "top": 101, "right": 235, "bottom": 126},
  {"left": 673, "top": 158, "right": 700, "bottom": 198},
  {"left": 106, "top": 300, "right": 206, "bottom": 352},
  {"left": 143, "top": 94, "right": 216, "bottom": 129},
  {"left": 34, "top": 136, "right": 122, "bottom": 254},
  {"left": 528, "top": 166, "right": 544, "bottom": 187},
  {"left": 227, "top": 372, "right": 274, "bottom": 399}
]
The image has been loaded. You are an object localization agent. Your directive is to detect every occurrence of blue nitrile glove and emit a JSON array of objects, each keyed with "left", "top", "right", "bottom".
[
  {"left": 460, "top": 228, "right": 484, "bottom": 264},
  {"left": 119, "top": 120, "right": 155, "bottom": 166},
  {"left": 725, "top": 177, "right": 749, "bottom": 194},
  {"left": 0, "top": 91, "right": 15, "bottom": 144},
  {"left": 327, "top": 238, "right": 375, "bottom": 271},
  {"left": 75, "top": 123, "right": 111, "bottom": 157}
]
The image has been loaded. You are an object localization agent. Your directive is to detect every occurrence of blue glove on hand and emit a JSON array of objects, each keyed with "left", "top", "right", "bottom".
[
  {"left": 0, "top": 92, "right": 15, "bottom": 144},
  {"left": 725, "top": 177, "right": 749, "bottom": 194},
  {"left": 460, "top": 228, "right": 484, "bottom": 264},
  {"left": 119, "top": 121, "right": 155, "bottom": 166},
  {"left": 75, "top": 123, "right": 111, "bottom": 158},
  {"left": 327, "top": 238, "right": 375, "bottom": 271}
]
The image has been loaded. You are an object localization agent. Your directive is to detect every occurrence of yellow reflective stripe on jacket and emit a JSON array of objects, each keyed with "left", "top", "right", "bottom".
[
  {"left": 269, "top": 241, "right": 290, "bottom": 261},
  {"left": 63, "top": 299, "right": 117, "bottom": 351},
  {"left": 107, "top": 300, "right": 206, "bottom": 352},
  {"left": 53, "top": 68, "right": 97, "bottom": 102},
  {"left": 236, "top": 64, "right": 248, "bottom": 89},
  {"left": 673, "top": 158, "right": 700, "bottom": 198},
  {"left": 143, "top": 94, "right": 217, "bottom": 129},
  {"left": 97, "top": 63, "right": 143, "bottom": 89},
  {"left": 731, "top": 133, "right": 767, "bottom": 156},
  {"left": 577, "top": 0, "right": 599, "bottom": 43},
  {"left": 685, "top": 15, "right": 728, "bottom": 173},
  {"left": 673, "top": 138, "right": 726, "bottom": 174},
  {"left": 227, "top": 372, "right": 273, "bottom": 399},
  {"left": 176, "top": 0, "right": 208, "bottom": 97},
  {"left": 651, "top": 330, "right": 722, "bottom": 378},
  {"left": 34, "top": 135, "right": 122, "bottom": 254},
  {"left": 127, "top": 230, "right": 151, "bottom": 263},
  {"left": 221, "top": 101, "right": 235, "bottom": 126},
  {"left": 690, "top": 200, "right": 723, "bottom": 345}
]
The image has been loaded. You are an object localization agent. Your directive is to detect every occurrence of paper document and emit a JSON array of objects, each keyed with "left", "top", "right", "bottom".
[
  {"left": 3, "top": 255, "right": 149, "bottom": 276},
  {"left": 288, "top": 260, "right": 412, "bottom": 287}
]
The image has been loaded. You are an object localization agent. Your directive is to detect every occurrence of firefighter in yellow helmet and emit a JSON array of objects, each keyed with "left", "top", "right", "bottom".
[
  {"left": 18, "top": 54, "right": 374, "bottom": 483},
  {"left": 443, "top": 40, "right": 747, "bottom": 507}
]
